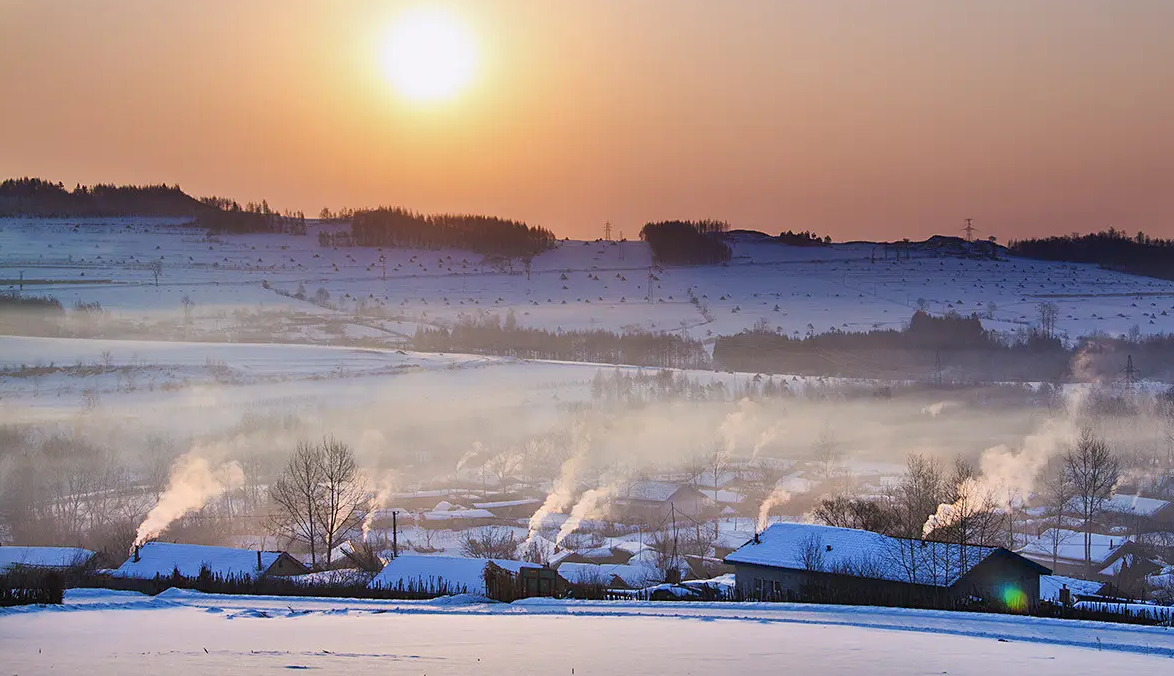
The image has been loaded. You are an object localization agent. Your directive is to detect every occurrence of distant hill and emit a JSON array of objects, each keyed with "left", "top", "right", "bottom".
[{"left": 0, "top": 178, "right": 212, "bottom": 217}]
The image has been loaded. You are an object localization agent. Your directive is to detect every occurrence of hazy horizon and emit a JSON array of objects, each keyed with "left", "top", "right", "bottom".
[{"left": 2, "top": 0, "right": 1172, "bottom": 241}]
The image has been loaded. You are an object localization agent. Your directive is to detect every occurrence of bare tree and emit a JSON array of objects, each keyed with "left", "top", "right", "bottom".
[
  {"left": 814, "top": 495, "right": 896, "bottom": 535},
  {"left": 148, "top": 260, "right": 162, "bottom": 287},
  {"left": 1064, "top": 427, "right": 1120, "bottom": 576},
  {"left": 1037, "top": 301, "right": 1059, "bottom": 339},
  {"left": 811, "top": 423, "right": 844, "bottom": 482},
  {"left": 799, "top": 533, "right": 826, "bottom": 571},
  {"left": 459, "top": 527, "right": 520, "bottom": 559},
  {"left": 1039, "top": 457, "right": 1076, "bottom": 570},
  {"left": 887, "top": 453, "right": 947, "bottom": 540},
  {"left": 269, "top": 438, "right": 367, "bottom": 569},
  {"left": 482, "top": 449, "right": 523, "bottom": 485}
]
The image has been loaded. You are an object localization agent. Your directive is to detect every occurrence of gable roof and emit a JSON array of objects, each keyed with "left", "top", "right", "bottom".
[
  {"left": 1102, "top": 494, "right": 1171, "bottom": 517},
  {"left": 1040, "top": 574, "right": 1107, "bottom": 601},
  {"left": 618, "top": 481, "right": 709, "bottom": 504},
  {"left": 368, "top": 555, "right": 539, "bottom": 595},
  {"left": 1018, "top": 529, "right": 1132, "bottom": 566},
  {"left": 725, "top": 522, "right": 1028, "bottom": 588},
  {"left": 112, "top": 542, "right": 294, "bottom": 579},
  {"left": 0, "top": 546, "right": 94, "bottom": 572}
]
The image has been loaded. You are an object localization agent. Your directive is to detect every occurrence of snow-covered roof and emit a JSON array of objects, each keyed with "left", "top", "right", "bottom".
[
  {"left": 1102, "top": 494, "right": 1171, "bottom": 517},
  {"left": 726, "top": 523, "right": 1014, "bottom": 587},
  {"left": 619, "top": 481, "right": 688, "bottom": 503},
  {"left": 473, "top": 498, "right": 540, "bottom": 510},
  {"left": 421, "top": 508, "right": 495, "bottom": 521},
  {"left": 1018, "top": 529, "right": 1131, "bottom": 565},
  {"left": 369, "top": 555, "right": 539, "bottom": 595},
  {"left": 0, "top": 546, "right": 94, "bottom": 572},
  {"left": 557, "top": 561, "right": 661, "bottom": 588},
  {"left": 112, "top": 543, "right": 288, "bottom": 580},
  {"left": 701, "top": 488, "right": 745, "bottom": 504},
  {"left": 1040, "top": 575, "right": 1105, "bottom": 601}
]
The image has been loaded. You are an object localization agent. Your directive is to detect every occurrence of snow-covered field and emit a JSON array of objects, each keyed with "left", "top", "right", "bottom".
[
  {"left": 2, "top": 589, "right": 1172, "bottom": 675},
  {"left": 5, "top": 218, "right": 1174, "bottom": 346}
]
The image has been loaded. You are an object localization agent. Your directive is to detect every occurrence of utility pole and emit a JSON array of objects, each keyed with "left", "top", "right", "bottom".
[
  {"left": 934, "top": 350, "right": 943, "bottom": 387},
  {"left": 392, "top": 510, "right": 399, "bottom": 558},
  {"left": 618, "top": 230, "right": 624, "bottom": 261},
  {"left": 963, "top": 218, "right": 977, "bottom": 242},
  {"left": 647, "top": 268, "right": 656, "bottom": 303}
]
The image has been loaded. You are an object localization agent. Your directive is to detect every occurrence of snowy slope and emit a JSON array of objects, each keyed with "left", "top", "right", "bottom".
[{"left": 6, "top": 218, "right": 1174, "bottom": 346}]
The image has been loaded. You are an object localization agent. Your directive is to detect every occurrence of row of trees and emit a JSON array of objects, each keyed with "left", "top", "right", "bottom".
[
  {"left": 639, "top": 220, "right": 732, "bottom": 265},
  {"left": 195, "top": 198, "right": 307, "bottom": 235},
  {"left": 1011, "top": 228, "right": 1174, "bottom": 266},
  {"left": 0, "top": 178, "right": 209, "bottom": 217},
  {"left": 412, "top": 314, "right": 710, "bottom": 369},
  {"left": 350, "top": 207, "right": 556, "bottom": 259}
]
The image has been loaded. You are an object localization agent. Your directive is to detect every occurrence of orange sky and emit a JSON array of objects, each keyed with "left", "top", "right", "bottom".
[{"left": 2, "top": 0, "right": 1172, "bottom": 241}]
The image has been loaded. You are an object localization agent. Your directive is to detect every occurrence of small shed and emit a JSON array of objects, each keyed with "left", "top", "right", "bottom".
[{"left": 0, "top": 546, "right": 95, "bottom": 573}]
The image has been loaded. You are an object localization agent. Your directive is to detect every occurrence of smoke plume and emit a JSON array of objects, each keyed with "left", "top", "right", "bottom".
[
  {"left": 362, "top": 471, "right": 398, "bottom": 541},
  {"left": 133, "top": 452, "right": 245, "bottom": 547},
  {"left": 556, "top": 485, "right": 616, "bottom": 545},
  {"left": 757, "top": 486, "right": 792, "bottom": 532}
]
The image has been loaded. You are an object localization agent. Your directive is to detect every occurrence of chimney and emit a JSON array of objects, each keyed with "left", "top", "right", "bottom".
[
  {"left": 753, "top": 532, "right": 761, "bottom": 545},
  {"left": 133, "top": 545, "right": 140, "bottom": 563},
  {"left": 826, "top": 544, "right": 832, "bottom": 552},
  {"left": 257, "top": 550, "right": 263, "bottom": 571}
]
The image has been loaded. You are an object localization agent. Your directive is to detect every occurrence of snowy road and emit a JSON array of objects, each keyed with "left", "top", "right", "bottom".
[{"left": 2, "top": 590, "right": 1172, "bottom": 675}]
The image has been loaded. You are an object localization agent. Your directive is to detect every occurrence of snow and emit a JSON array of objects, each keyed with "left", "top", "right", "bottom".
[
  {"left": 10, "top": 219, "right": 1174, "bottom": 356},
  {"left": 617, "top": 480, "right": 684, "bottom": 503},
  {"left": 368, "top": 555, "right": 538, "bottom": 595},
  {"left": 1019, "top": 529, "right": 1131, "bottom": 566},
  {"left": 472, "top": 498, "right": 540, "bottom": 509},
  {"left": 112, "top": 543, "right": 286, "bottom": 580},
  {"left": 421, "top": 508, "right": 495, "bottom": 521},
  {"left": 556, "top": 561, "right": 662, "bottom": 588},
  {"left": 4, "top": 589, "right": 1174, "bottom": 674},
  {"left": 1104, "top": 494, "right": 1171, "bottom": 517},
  {"left": 0, "top": 546, "right": 94, "bottom": 572},
  {"left": 726, "top": 522, "right": 1006, "bottom": 587},
  {"left": 1039, "top": 575, "right": 1106, "bottom": 602}
]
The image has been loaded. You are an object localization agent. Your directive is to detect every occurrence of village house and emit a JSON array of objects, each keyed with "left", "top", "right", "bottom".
[
  {"left": 368, "top": 554, "right": 561, "bottom": 599},
  {"left": 1017, "top": 528, "right": 1141, "bottom": 578},
  {"left": 726, "top": 523, "right": 1049, "bottom": 610},
  {"left": 113, "top": 542, "right": 308, "bottom": 580},
  {"left": 0, "top": 545, "right": 95, "bottom": 574},
  {"left": 614, "top": 481, "right": 712, "bottom": 522}
]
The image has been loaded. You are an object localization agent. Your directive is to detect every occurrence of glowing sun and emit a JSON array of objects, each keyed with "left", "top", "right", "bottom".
[{"left": 380, "top": 8, "right": 477, "bottom": 103}]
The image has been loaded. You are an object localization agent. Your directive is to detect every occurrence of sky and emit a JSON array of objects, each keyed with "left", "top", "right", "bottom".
[{"left": 2, "top": 0, "right": 1173, "bottom": 241}]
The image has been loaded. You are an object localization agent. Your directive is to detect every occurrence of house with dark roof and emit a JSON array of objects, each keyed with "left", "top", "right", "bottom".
[{"left": 726, "top": 523, "right": 1049, "bottom": 610}]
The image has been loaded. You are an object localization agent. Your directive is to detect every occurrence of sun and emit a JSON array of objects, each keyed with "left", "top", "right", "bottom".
[{"left": 380, "top": 8, "right": 477, "bottom": 103}]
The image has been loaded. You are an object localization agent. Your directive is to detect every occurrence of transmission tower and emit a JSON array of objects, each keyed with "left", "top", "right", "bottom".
[
  {"left": 1124, "top": 354, "right": 1140, "bottom": 387},
  {"left": 603, "top": 220, "right": 612, "bottom": 242},
  {"left": 963, "top": 218, "right": 977, "bottom": 242},
  {"left": 618, "top": 230, "right": 625, "bottom": 260}
]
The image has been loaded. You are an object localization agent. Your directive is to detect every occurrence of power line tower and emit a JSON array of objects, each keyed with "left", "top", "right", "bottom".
[
  {"left": 603, "top": 220, "right": 612, "bottom": 242},
  {"left": 963, "top": 218, "right": 977, "bottom": 242},
  {"left": 1124, "top": 354, "right": 1140, "bottom": 387},
  {"left": 618, "top": 230, "right": 625, "bottom": 261}
]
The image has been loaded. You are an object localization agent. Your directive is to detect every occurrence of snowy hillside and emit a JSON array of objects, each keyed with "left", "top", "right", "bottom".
[{"left": 4, "top": 218, "right": 1174, "bottom": 348}]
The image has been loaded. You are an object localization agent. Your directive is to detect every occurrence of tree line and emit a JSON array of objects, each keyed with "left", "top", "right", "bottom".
[
  {"left": 350, "top": 207, "right": 556, "bottom": 259},
  {"left": 1010, "top": 229, "right": 1174, "bottom": 267},
  {"left": 195, "top": 197, "right": 307, "bottom": 235},
  {"left": 412, "top": 313, "right": 710, "bottom": 369},
  {"left": 0, "top": 178, "right": 210, "bottom": 217},
  {"left": 640, "top": 220, "right": 733, "bottom": 265}
]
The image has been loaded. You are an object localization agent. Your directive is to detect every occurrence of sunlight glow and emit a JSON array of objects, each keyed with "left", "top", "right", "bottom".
[{"left": 380, "top": 7, "right": 477, "bottom": 103}]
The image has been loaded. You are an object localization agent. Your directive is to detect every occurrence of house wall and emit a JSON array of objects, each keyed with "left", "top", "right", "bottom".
[
  {"left": 954, "top": 554, "right": 1042, "bottom": 609},
  {"left": 731, "top": 562, "right": 943, "bottom": 604}
]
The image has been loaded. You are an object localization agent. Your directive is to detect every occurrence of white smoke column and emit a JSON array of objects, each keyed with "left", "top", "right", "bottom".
[
  {"left": 524, "top": 427, "right": 591, "bottom": 546},
  {"left": 751, "top": 424, "right": 779, "bottom": 458},
  {"left": 362, "top": 471, "right": 397, "bottom": 542},
  {"left": 555, "top": 485, "right": 616, "bottom": 545},
  {"left": 133, "top": 453, "right": 245, "bottom": 547},
  {"left": 456, "top": 441, "right": 483, "bottom": 473},
  {"left": 921, "top": 401, "right": 957, "bottom": 417},
  {"left": 757, "top": 486, "right": 792, "bottom": 532},
  {"left": 920, "top": 404, "right": 1082, "bottom": 538},
  {"left": 718, "top": 398, "right": 756, "bottom": 457}
]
